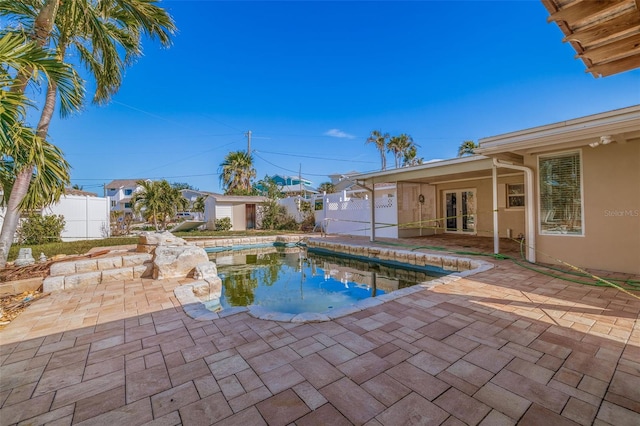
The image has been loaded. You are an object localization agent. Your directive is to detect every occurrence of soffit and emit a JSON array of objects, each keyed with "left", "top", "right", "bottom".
[
  {"left": 542, "top": 0, "right": 640, "bottom": 77},
  {"left": 356, "top": 157, "right": 498, "bottom": 185}
]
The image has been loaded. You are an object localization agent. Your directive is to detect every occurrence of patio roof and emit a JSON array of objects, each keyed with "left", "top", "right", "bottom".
[
  {"left": 349, "top": 156, "right": 510, "bottom": 185},
  {"left": 542, "top": 0, "right": 640, "bottom": 77}
]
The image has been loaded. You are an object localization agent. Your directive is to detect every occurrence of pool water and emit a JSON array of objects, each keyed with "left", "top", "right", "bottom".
[{"left": 206, "top": 246, "right": 445, "bottom": 315}]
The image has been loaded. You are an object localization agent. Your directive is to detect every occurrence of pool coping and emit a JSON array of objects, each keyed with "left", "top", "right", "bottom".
[{"left": 174, "top": 240, "right": 494, "bottom": 323}]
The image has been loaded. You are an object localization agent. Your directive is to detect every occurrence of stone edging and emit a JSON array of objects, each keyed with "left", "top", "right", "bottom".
[{"left": 175, "top": 239, "right": 494, "bottom": 323}]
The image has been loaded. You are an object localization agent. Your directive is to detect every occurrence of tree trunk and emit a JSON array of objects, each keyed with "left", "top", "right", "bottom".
[
  {"left": 0, "top": 0, "right": 60, "bottom": 267},
  {"left": 0, "top": 167, "right": 34, "bottom": 268}
]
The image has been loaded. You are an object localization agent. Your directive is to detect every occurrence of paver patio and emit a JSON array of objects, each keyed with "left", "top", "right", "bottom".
[{"left": 1, "top": 236, "right": 639, "bottom": 425}]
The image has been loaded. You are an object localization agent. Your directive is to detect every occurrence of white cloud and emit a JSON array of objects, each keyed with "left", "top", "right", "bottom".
[{"left": 324, "top": 129, "right": 355, "bottom": 139}]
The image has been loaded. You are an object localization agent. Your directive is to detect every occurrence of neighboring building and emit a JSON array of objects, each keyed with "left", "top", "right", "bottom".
[
  {"left": 260, "top": 174, "right": 318, "bottom": 198},
  {"left": 338, "top": 106, "right": 639, "bottom": 275},
  {"left": 105, "top": 178, "right": 149, "bottom": 215},
  {"left": 326, "top": 171, "right": 361, "bottom": 193}
]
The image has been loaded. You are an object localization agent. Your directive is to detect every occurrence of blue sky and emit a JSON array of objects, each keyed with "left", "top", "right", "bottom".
[{"left": 41, "top": 0, "right": 639, "bottom": 194}]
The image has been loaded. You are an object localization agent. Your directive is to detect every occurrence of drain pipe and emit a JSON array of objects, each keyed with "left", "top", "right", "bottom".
[{"left": 492, "top": 158, "right": 536, "bottom": 263}]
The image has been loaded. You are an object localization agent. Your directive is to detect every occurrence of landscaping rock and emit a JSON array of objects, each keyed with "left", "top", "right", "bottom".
[
  {"left": 102, "top": 267, "right": 134, "bottom": 282},
  {"left": 137, "top": 231, "right": 187, "bottom": 253},
  {"left": 14, "top": 248, "right": 35, "bottom": 267},
  {"left": 153, "top": 245, "right": 209, "bottom": 280},
  {"left": 49, "top": 261, "right": 77, "bottom": 277},
  {"left": 193, "top": 262, "right": 218, "bottom": 281}
]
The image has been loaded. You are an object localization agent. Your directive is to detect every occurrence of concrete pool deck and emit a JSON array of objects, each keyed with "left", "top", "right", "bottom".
[{"left": 1, "top": 235, "right": 639, "bottom": 425}]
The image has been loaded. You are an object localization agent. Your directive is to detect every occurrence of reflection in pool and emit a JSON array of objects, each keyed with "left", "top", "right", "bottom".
[{"left": 206, "top": 246, "right": 446, "bottom": 315}]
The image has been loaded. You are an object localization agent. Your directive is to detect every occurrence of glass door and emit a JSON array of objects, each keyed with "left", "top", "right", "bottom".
[{"left": 443, "top": 190, "right": 476, "bottom": 233}]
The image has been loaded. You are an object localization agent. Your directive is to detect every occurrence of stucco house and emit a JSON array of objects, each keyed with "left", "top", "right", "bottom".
[{"left": 343, "top": 106, "right": 639, "bottom": 275}]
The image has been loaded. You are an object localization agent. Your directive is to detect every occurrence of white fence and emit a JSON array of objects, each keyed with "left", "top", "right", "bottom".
[
  {"left": 279, "top": 196, "right": 307, "bottom": 223},
  {"left": 43, "top": 195, "right": 110, "bottom": 241},
  {"left": 279, "top": 190, "right": 398, "bottom": 238}
]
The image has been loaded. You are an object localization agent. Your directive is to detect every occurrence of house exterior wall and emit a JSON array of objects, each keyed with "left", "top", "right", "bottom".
[
  {"left": 397, "top": 183, "right": 437, "bottom": 238},
  {"left": 435, "top": 176, "right": 526, "bottom": 239},
  {"left": 106, "top": 184, "right": 140, "bottom": 214},
  {"left": 232, "top": 204, "right": 246, "bottom": 231},
  {"left": 524, "top": 142, "right": 640, "bottom": 274},
  {"left": 204, "top": 197, "right": 217, "bottom": 230}
]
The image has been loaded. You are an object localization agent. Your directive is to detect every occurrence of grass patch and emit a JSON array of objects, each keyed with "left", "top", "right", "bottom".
[
  {"left": 7, "top": 230, "right": 308, "bottom": 261},
  {"left": 8, "top": 237, "right": 138, "bottom": 262}
]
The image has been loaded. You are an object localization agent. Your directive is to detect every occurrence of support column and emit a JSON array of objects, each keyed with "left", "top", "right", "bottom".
[
  {"left": 370, "top": 181, "right": 376, "bottom": 242},
  {"left": 492, "top": 164, "right": 499, "bottom": 255}
]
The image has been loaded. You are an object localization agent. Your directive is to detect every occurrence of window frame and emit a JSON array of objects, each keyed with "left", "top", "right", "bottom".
[
  {"left": 506, "top": 183, "right": 525, "bottom": 210},
  {"left": 537, "top": 150, "right": 585, "bottom": 237}
]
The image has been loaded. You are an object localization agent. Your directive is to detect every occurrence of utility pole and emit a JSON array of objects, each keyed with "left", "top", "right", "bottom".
[{"left": 245, "top": 130, "right": 252, "bottom": 155}]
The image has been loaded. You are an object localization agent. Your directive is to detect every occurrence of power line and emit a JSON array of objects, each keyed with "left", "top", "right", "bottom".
[
  {"left": 257, "top": 149, "right": 375, "bottom": 164},
  {"left": 252, "top": 151, "right": 329, "bottom": 178}
]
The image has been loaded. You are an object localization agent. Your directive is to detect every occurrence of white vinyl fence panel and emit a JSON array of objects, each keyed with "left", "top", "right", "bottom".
[
  {"left": 43, "top": 195, "right": 110, "bottom": 241},
  {"left": 279, "top": 196, "right": 307, "bottom": 223},
  {"left": 317, "top": 191, "right": 398, "bottom": 238}
]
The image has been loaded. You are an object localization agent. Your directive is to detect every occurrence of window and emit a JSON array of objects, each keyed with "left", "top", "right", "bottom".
[
  {"left": 124, "top": 189, "right": 133, "bottom": 196},
  {"left": 507, "top": 184, "right": 525, "bottom": 208},
  {"left": 124, "top": 202, "right": 132, "bottom": 209},
  {"left": 539, "top": 151, "right": 583, "bottom": 235},
  {"left": 110, "top": 201, "right": 116, "bottom": 208}
]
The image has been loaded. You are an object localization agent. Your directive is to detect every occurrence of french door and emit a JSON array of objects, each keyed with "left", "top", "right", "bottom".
[{"left": 443, "top": 189, "right": 476, "bottom": 233}]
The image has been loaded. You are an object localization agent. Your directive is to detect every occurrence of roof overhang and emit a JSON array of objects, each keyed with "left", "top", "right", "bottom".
[
  {"left": 349, "top": 156, "right": 509, "bottom": 185},
  {"left": 477, "top": 105, "right": 640, "bottom": 156},
  {"left": 542, "top": 0, "right": 640, "bottom": 77}
]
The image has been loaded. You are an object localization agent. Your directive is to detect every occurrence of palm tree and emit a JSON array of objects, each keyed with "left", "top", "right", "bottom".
[
  {"left": 132, "top": 180, "right": 162, "bottom": 230},
  {"left": 402, "top": 144, "right": 423, "bottom": 167},
  {"left": 366, "top": 130, "right": 389, "bottom": 171},
  {"left": 0, "top": 32, "right": 82, "bottom": 267},
  {"left": 457, "top": 140, "right": 478, "bottom": 157},
  {"left": 0, "top": 0, "right": 175, "bottom": 266},
  {"left": 193, "top": 196, "right": 206, "bottom": 214},
  {"left": 1, "top": 138, "right": 71, "bottom": 213},
  {"left": 219, "top": 151, "right": 257, "bottom": 195},
  {"left": 131, "top": 180, "right": 187, "bottom": 231},
  {"left": 387, "top": 133, "right": 414, "bottom": 168}
]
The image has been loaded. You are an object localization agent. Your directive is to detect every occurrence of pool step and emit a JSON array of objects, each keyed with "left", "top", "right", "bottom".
[{"left": 43, "top": 253, "right": 153, "bottom": 292}]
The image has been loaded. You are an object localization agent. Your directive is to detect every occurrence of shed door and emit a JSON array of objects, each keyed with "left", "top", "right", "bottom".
[{"left": 246, "top": 204, "right": 256, "bottom": 229}]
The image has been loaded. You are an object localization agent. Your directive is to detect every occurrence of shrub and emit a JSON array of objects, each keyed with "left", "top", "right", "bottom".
[
  {"left": 214, "top": 217, "right": 232, "bottom": 231},
  {"left": 300, "top": 211, "right": 316, "bottom": 232},
  {"left": 17, "top": 214, "right": 66, "bottom": 245}
]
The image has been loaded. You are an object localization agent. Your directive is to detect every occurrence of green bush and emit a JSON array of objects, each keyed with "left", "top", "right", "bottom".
[
  {"left": 214, "top": 217, "right": 232, "bottom": 231},
  {"left": 17, "top": 214, "right": 66, "bottom": 245}
]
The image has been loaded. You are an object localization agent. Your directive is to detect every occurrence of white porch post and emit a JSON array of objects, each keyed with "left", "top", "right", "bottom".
[
  {"left": 370, "top": 181, "right": 376, "bottom": 242},
  {"left": 492, "top": 164, "right": 499, "bottom": 255}
]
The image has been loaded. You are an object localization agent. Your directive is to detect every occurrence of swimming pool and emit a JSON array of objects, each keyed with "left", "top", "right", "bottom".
[{"left": 205, "top": 246, "right": 447, "bottom": 315}]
